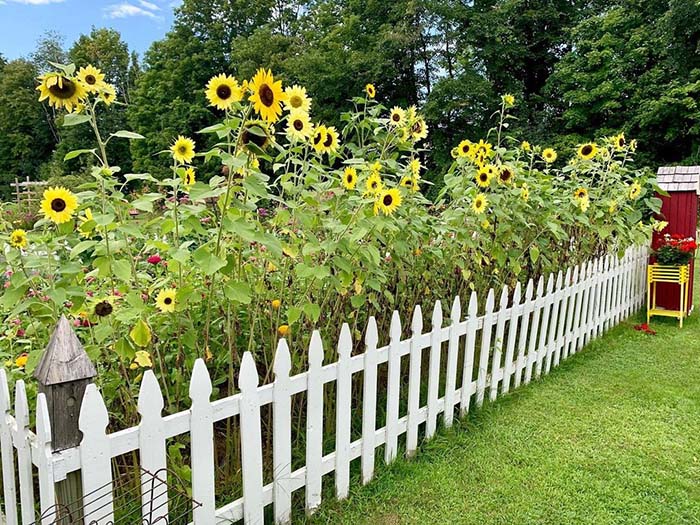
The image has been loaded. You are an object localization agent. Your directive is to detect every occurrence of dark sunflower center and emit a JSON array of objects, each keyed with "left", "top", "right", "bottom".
[
  {"left": 346, "top": 174, "right": 353, "bottom": 182},
  {"left": 324, "top": 133, "right": 333, "bottom": 148},
  {"left": 48, "top": 77, "right": 77, "bottom": 99},
  {"left": 293, "top": 119, "right": 304, "bottom": 131},
  {"left": 412, "top": 122, "right": 422, "bottom": 133},
  {"left": 86, "top": 74, "right": 96, "bottom": 85},
  {"left": 242, "top": 128, "right": 268, "bottom": 148},
  {"left": 178, "top": 145, "right": 188, "bottom": 154},
  {"left": 501, "top": 170, "right": 511, "bottom": 181},
  {"left": 618, "top": 137, "right": 625, "bottom": 146},
  {"left": 259, "top": 84, "right": 274, "bottom": 107},
  {"left": 462, "top": 145, "right": 470, "bottom": 153},
  {"left": 51, "top": 198, "right": 66, "bottom": 212},
  {"left": 217, "top": 84, "right": 232, "bottom": 99},
  {"left": 581, "top": 145, "right": 593, "bottom": 156},
  {"left": 290, "top": 95, "right": 302, "bottom": 108},
  {"left": 480, "top": 173, "right": 488, "bottom": 182},
  {"left": 313, "top": 132, "right": 323, "bottom": 145},
  {"left": 371, "top": 181, "right": 378, "bottom": 189},
  {"left": 392, "top": 113, "right": 400, "bottom": 122},
  {"left": 94, "top": 301, "right": 113, "bottom": 317},
  {"left": 383, "top": 194, "right": 393, "bottom": 206},
  {"left": 164, "top": 297, "right": 172, "bottom": 305}
]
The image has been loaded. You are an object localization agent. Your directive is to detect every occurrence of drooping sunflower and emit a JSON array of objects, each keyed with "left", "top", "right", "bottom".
[
  {"left": 99, "top": 83, "right": 117, "bottom": 105},
  {"left": 76, "top": 65, "right": 106, "bottom": 94},
  {"left": 182, "top": 167, "right": 196, "bottom": 187},
  {"left": 342, "top": 167, "right": 358, "bottom": 190},
  {"left": 94, "top": 299, "right": 114, "bottom": 318},
  {"left": 374, "top": 188, "right": 402, "bottom": 216},
  {"left": 408, "top": 158, "right": 422, "bottom": 178},
  {"left": 9, "top": 229, "right": 27, "bottom": 248},
  {"left": 155, "top": 289, "right": 177, "bottom": 313},
  {"left": 629, "top": 139, "right": 638, "bottom": 152},
  {"left": 501, "top": 93, "right": 515, "bottom": 107},
  {"left": 498, "top": 165, "right": 515, "bottom": 184},
  {"left": 476, "top": 166, "right": 492, "bottom": 188},
  {"left": 521, "top": 141, "right": 531, "bottom": 152},
  {"left": 457, "top": 140, "right": 474, "bottom": 158},
  {"left": 542, "top": 148, "right": 557, "bottom": 163},
  {"left": 629, "top": 181, "right": 642, "bottom": 200},
  {"left": 36, "top": 73, "right": 87, "bottom": 112},
  {"left": 365, "top": 172, "right": 383, "bottom": 195},
  {"left": 389, "top": 107, "right": 405, "bottom": 127},
  {"left": 365, "top": 83, "right": 376, "bottom": 99},
  {"left": 248, "top": 68, "right": 286, "bottom": 123},
  {"left": 41, "top": 187, "right": 78, "bottom": 224},
  {"left": 321, "top": 126, "right": 340, "bottom": 154},
  {"left": 284, "top": 85, "right": 311, "bottom": 113},
  {"left": 409, "top": 117, "right": 428, "bottom": 142},
  {"left": 205, "top": 73, "right": 242, "bottom": 110},
  {"left": 577, "top": 142, "right": 598, "bottom": 160},
  {"left": 612, "top": 133, "right": 626, "bottom": 150},
  {"left": 475, "top": 139, "right": 493, "bottom": 158},
  {"left": 312, "top": 125, "right": 328, "bottom": 153},
  {"left": 574, "top": 187, "right": 588, "bottom": 201},
  {"left": 240, "top": 120, "right": 272, "bottom": 153},
  {"left": 520, "top": 183, "right": 530, "bottom": 202},
  {"left": 286, "top": 110, "right": 313, "bottom": 141},
  {"left": 400, "top": 176, "right": 420, "bottom": 193},
  {"left": 471, "top": 193, "right": 488, "bottom": 214},
  {"left": 170, "top": 135, "right": 196, "bottom": 164}
]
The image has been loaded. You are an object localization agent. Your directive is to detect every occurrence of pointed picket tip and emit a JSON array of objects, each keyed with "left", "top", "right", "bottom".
[
  {"left": 0, "top": 368, "right": 9, "bottom": 412},
  {"left": 79, "top": 383, "right": 109, "bottom": 434},
  {"left": 499, "top": 285, "right": 509, "bottom": 309},
  {"left": 273, "top": 338, "right": 292, "bottom": 377},
  {"left": 365, "top": 317, "right": 379, "bottom": 348},
  {"left": 485, "top": 288, "right": 495, "bottom": 312},
  {"left": 546, "top": 273, "right": 555, "bottom": 292},
  {"left": 525, "top": 279, "right": 534, "bottom": 300},
  {"left": 189, "top": 358, "right": 213, "bottom": 401},
  {"left": 411, "top": 305, "right": 423, "bottom": 334},
  {"left": 555, "top": 271, "right": 564, "bottom": 289},
  {"left": 238, "top": 351, "right": 259, "bottom": 391},
  {"left": 138, "top": 370, "right": 164, "bottom": 415},
  {"left": 338, "top": 323, "right": 352, "bottom": 359},
  {"left": 309, "top": 330, "right": 324, "bottom": 366},
  {"left": 34, "top": 314, "right": 96, "bottom": 386},
  {"left": 564, "top": 267, "right": 572, "bottom": 286},
  {"left": 572, "top": 265, "right": 580, "bottom": 282},
  {"left": 513, "top": 281, "right": 522, "bottom": 300},
  {"left": 450, "top": 296, "right": 461, "bottom": 324},
  {"left": 432, "top": 300, "right": 443, "bottom": 328},
  {"left": 14, "top": 380, "right": 28, "bottom": 426},
  {"left": 389, "top": 311, "right": 402, "bottom": 341},
  {"left": 536, "top": 276, "right": 545, "bottom": 296},
  {"left": 468, "top": 291, "right": 478, "bottom": 316},
  {"left": 36, "top": 393, "right": 52, "bottom": 443}
]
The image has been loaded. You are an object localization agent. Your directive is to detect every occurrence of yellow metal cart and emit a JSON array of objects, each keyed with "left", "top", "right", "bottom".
[{"left": 647, "top": 264, "right": 690, "bottom": 327}]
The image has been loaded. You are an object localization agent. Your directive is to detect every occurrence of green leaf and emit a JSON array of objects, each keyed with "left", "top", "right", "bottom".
[
  {"left": 112, "top": 259, "right": 132, "bottom": 282},
  {"left": 129, "top": 319, "right": 152, "bottom": 348},
  {"left": 192, "top": 246, "right": 226, "bottom": 275},
  {"left": 63, "top": 113, "right": 91, "bottom": 127},
  {"left": 529, "top": 246, "right": 540, "bottom": 264},
  {"left": 223, "top": 281, "right": 252, "bottom": 304},
  {"left": 64, "top": 149, "right": 96, "bottom": 161},
  {"left": 288, "top": 306, "right": 302, "bottom": 325},
  {"left": 70, "top": 240, "right": 97, "bottom": 258},
  {"left": 110, "top": 130, "right": 145, "bottom": 140},
  {"left": 303, "top": 303, "right": 321, "bottom": 323}
]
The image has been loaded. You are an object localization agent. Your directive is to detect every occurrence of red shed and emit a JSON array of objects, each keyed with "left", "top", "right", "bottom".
[{"left": 652, "top": 166, "right": 699, "bottom": 314}]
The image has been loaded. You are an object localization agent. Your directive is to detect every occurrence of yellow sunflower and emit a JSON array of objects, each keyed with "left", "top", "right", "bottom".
[
  {"left": 170, "top": 135, "right": 196, "bottom": 164},
  {"left": 41, "top": 187, "right": 78, "bottom": 224},
  {"left": 205, "top": 73, "right": 242, "bottom": 110},
  {"left": 498, "top": 165, "right": 515, "bottom": 184},
  {"left": 471, "top": 193, "right": 488, "bottom": 214},
  {"left": 409, "top": 117, "right": 428, "bottom": 142},
  {"left": 374, "top": 188, "right": 402, "bottom": 216},
  {"left": 612, "top": 133, "right": 626, "bottom": 150},
  {"left": 577, "top": 142, "right": 598, "bottom": 160},
  {"left": 286, "top": 110, "right": 313, "bottom": 141},
  {"left": 365, "top": 172, "right": 383, "bottom": 195},
  {"left": 476, "top": 166, "right": 493, "bottom": 188},
  {"left": 542, "top": 148, "right": 557, "bottom": 163},
  {"left": 579, "top": 197, "right": 590, "bottom": 212},
  {"left": 389, "top": 106, "right": 405, "bottom": 127},
  {"left": 321, "top": 126, "right": 340, "bottom": 154},
  {"left": 240, "top": 120, "right": 272, "bottom": 153},
  {"left": 457, "top": 140, "right": 474, "bottom": 158},
  {"left": 475, "top": 139, "right": 493, "bottom": 158},
  {"left": 521, "top": 141, "right": 531, "bottom": 152},
  {"left": 629, "top": 181, "right": 642, "bottom": 200},
  {"left": 182, "top": 167, "right": 196, "bottom": 187},
  {"left": 501, "top": 93, "right": 515, "bottom": 107},
  {"left": 312, "top": 125, "right": 327, "bottom": 153},
  {"left": 284, "top": 85, "right": 311, "bottom": 113},
  {"left": 481, "top": 219, "right": 491, "bottom": 230},
  {"left": 629, "top": 139, "right": 638, "bottom": 152},
  {"left": 79, "top": 208, "right": 94, "bottom": 238},
  {"left": 155, "top": 289, "right": 177, "bottom": 313},
  {"left": 574, "top": 187, "right": 588, "bottom": 201},
  {"left": 248, "top": 68, "right": 286, "bottom": 123},
  {"left": 76, "top": 65, "right": 106, "bottom": 94},
  {"left": 365, "top": 83, "right": 376, "bottom": 99},
  {"left": 408, "top": 158, "right": 421, "bottom": 178},
  {"left": 99, "top": 84, "right": 117, "bottom": 105},
  {"left": 342, "top": 167, "right": 358, "bottom": 190},
  {"left": 36, "top": 72, "right": 86, "bottom": 112},
  {"left": 520, "top": 183, "right": 530, "bottom": 202},
  {"left": 9, "top": 229, "right": 27, "bottom": 248},
  {"left": 608, "top": 199, "right": 618, "bottom": 214}
]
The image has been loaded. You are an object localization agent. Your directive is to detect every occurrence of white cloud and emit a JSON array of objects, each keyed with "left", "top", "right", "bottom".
[
  {"left": 104, "top": 2, "right": 161, "bottom": 20},
  {"left": 138, "top": 0, "right": 159, "bottom": 10},
  {"left": 8, "top": 0, "right": 65, "bottom": 4}
]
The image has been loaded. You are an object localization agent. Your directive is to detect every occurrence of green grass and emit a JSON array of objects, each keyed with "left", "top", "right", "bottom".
[{"left": 303, "top": 287, "right": 700, "bottom": 525}]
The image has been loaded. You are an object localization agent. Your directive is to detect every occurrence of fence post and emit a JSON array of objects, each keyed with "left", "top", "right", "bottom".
[{"left": 33, "top": 315, "right": 97, "bottom": 522}]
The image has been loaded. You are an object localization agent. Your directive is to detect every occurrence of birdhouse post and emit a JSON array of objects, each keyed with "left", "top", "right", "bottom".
[{"left": 33, "top": 315, "right": 97, "bottom": 520}]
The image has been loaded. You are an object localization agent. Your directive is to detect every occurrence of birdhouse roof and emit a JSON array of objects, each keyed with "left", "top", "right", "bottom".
[
  {"left": 34, "top": 315, "right": 97, "bottom": 386},
  {"left": 656, "top": 166, "right": 700, "bottom": 194}
]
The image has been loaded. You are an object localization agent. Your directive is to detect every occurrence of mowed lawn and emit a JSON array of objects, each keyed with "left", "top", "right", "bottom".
[{"left": 303, "top": 285, "right": 700, "bottom": 525}]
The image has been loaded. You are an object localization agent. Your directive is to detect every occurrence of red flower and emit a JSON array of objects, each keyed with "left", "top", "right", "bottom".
[{"left": 147, "top": 254, "right": 162, "bottom": 265}]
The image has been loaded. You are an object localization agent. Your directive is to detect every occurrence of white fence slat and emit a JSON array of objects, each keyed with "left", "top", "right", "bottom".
[
  {"left": 406, "top": 305, "right": 423, "bottom": 457},
  {"left": 79, "top": 384, "right": 114, "bottom": 525},
  {"left": 524, "top": 277, "right": 545, "bottom": 384},
  {"left": 35, "top": 394, "right": 56, "bottom": 525},
  {"left": 553, "top": 269, "right": 571, "bottom": 368},
  {"left": 272, "top": 339, "right": 293, "bottom": 524},
  {"left": 361, "top": 318, "right": 378, "bottom": 484},
  {"left": 502, "top": 282, "right": 522, "bottom": 394},
  {"left": 598, "top": 257, "right": 610, "bottom": 335},
  {"left": 459, "top": 292, "right": 478, "bottom": 416},
  {"left": 239, "top": 352, "right": 265, "bottom": 525},
  {"left": 335, "top": 324, "right": 353, "bottom": 498},
  {"left": 535, "top": 275, "right": 555, "bottom": 378},
  {"left": 14, "top": 381, "right": 34, "bottom": 525},
  {"left": 585, "top": 258, "right": 601, "bottom": 344},
  {"left": 563, "top": 265, "right": 580, "bottom": 360},
  {"left": 306, "top": 331, "right": 324, "bottom": 511},
  {"left": 426, "top": 301, "right": 443, "bottom": 438},
  {"left": 443, "top": 296, "right": 461, "bottom": 427},
  {"left": 514, "top": 280, "right": 534, "bottom": 389},
  {"left": 490, "top": 287, "right": 509, "bottom": 401},
  {"left": 189, "top": 359, "right": 216, "bottom": 524},
  {"left": 0, "top": 369, "right": 18, "bottom": 525},
  {"left": 384, "top": 311, "right": 402, "bottom": 463},
  {"left": 613, "top": 253, "right": 623, "bottom": 325},
  {"left": 576, "top": 261, "right": 592, "bottom": 351},
  {"left": 137, "top": 371, "right": 168, "bottom": 523},
  {"left": 544, "top": 271, "right": 564, "bottom": 374},
  {"left": 476, "top": 289, "right": 495, "bottom": 407}
]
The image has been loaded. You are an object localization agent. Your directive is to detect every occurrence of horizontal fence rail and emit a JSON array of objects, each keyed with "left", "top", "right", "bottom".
[{"left": 0, "top": 247, "right": 648, "bottom": 524}]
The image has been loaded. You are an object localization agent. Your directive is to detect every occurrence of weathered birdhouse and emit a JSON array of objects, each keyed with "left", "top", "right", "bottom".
[
  {"left": 652, "top": 166, "right": 700, "bottom": 314},
  {"left": 33, "top": 315, "right": 97, "bottom": 451}
]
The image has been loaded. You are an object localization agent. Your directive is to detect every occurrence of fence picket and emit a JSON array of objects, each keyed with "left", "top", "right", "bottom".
[
  {"left": 586, "top": 258, "right": 601, "bottom": 344},
  {"left": 362, "top": 318, "right": 379, "bottom": 483},
  {"left": 335, "top": 324, "right": 353, "bottom": 498},
  {"left": 514, "top": 280, "right": 534, "bottom": 389},
  {"left": 189, "top": 359, "right": 216, "bottom": 524},
  {"left": 272, "top": 339, "right": 293, "bottom": 524},
  {"left": 502, "top": 282, "right": 522, "bottom": 394},
  {"left": 239, "top": 352, "right": 264, "bottom": 525},
  {"left": 490, "top": 287, "right": 510, "bottom": 401},
  {"left": 563, "top": 265, "right": 580, "bottom": 360},
  {"left": 545, "top": 271, "right": 564, "bottom": 374},
  {"left": 406, "top": 305, "right": 423, "bottom": 457},
  {"left": 476, "top": 289, "right": 495, "bottom": 407},
  {"left": 0, "top": 369, "right": 18, "bottom": 525},
  {"left": 524, "top": 277, "right": 544, "bottom": 385},
  {"left": 385, "top": 311, "right": 402, "bottom": 463},
  {"left": 443, "top": 296, "right": 461, "bottom": 427},
  {"left": 459, "top": 292, "right": 478, "bottom": 416},
  {"left": 553, "top": 268, "right": 571, "bottom": 368},
  {"left": 426, "top": 301, "right": 443, "bottom": 438},
  {"left": 597, "top": 257, "right": 610, "bottom": 336},
  {"left": 535, "top": 275, "right": 555, "bottom": 378},
  {"left": 35, "top": 394, "right": 56, "bottom": 525},
  {"left": 14, "top": 381, "right": 34, "bottom": 525},
  {"left": 306, "top": 331, "right": 324, "bottom": 511},
  {"left": 576, "top": 261, "right": 593, "bottom": 351}
]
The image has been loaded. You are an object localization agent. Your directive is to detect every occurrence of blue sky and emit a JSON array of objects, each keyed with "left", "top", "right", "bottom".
[{"left": 0, "top": 0, "right": 179, "bottom": 61}]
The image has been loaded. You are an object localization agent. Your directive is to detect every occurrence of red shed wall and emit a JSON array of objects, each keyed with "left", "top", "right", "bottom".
[{"left": 652, "top": 191, "right": 698, "bottom": 313}]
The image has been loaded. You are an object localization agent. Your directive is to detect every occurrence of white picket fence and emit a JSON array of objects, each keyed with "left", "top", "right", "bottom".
[{"left": 0, "top": 247, "right": 648, "bottom": 524}]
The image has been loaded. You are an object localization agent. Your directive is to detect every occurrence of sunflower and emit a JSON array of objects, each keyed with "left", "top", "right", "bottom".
[
  {"left": 613, "top": 133, "right": 626, "bottom": 150},
  {"left": 286, "top": 110, "right": 313, "bottom": 141},
  {"left": 457, "top": 140, "right": 474, "bottom": 158},
  {"left": 41, "top": 187, "right": 78, "bottom": 224},
  {"left": 9, "top": 229, "right": 27, "bottom": 248},
  {"left": 374, "top": 188, "right": 402, "bottom": 216},
  {"left": 476, "top": 166, "right": 492, "bottom": 188},
  {"left": 629, "top": 181, "right": 642, "bottom": 200},
  {"left": 284, "top": 85, "right": 311, "bottom": 113},
  {"left": 248, "top": 68, "right": 286, "bottom": 123},
  {"left": 475, "top": 139, "right": 493, "bottom": 158},
  {"left": 501, "top": 94, "right": 515, "bottom": 107},
  {"left": 471, "top": 193, "right": 488, "bottom": 214},
  {"left": 321, "top": 126, "right": 340, "bottom": 154},
  {"left": 155, "top": 289, "right": 177, "bottom": 313},
  {"left": 520, "top": 183, "right": 530, "bottom": 202},
  {"left": 312, "top": 125, "right": 328, "bottom": 153},
  {"left": 15, "top": 353, "right": 28, "bottom": 368},
  {"left": 574, "top": 187, "right": 588, "bottom": 201},
  {"left": 79, "top": 208, "right": 94, "bottom": 238},
  {"left": 94, "top": 299, "right": 114, "bottom": 317},
  {"left": 542, "top": 148, "right": 557, "bottom": 163},
  {"left": 389, "top": 107, "right": 405, "bottom": 127},
  {"left": 36, "top": 72, "right": 86, "bottom": 112},
  {"left": 278, "top": 324, "right": 290, "bottom": 337},
  {"left": 409, "top": 117, "right": 428, "bottom": 142},
  {"left": 577, "top": 142, "right": 598, "bottom": 160},
  {"left": 481, "top": 219, "right": 491, "bottom": 230},
  {"left": 240, "top": 120, "right": 272, "bottom": 153},
  {"left": 629, "top": 139, "right": 638, "bottom": 152},
  {"left": 170, "top": 135, "right": 196, "bottom": 164},
  {"left": 76, "top": 65, "right": 106, "bottom": 94},
  {"left": 365, "top": 84, "right": 376, "bottom": 99},
  {"left": 400, "top": 176, "right": 414, "bottom": 190},
  {"left": 608, "top": 200, "right": 618, "bottom": 214},
  {"left": 498, "top": 165, "right": 515, "bottom": 184},
  {"left": 409, "top": 158, "right": 422, "bottom": 178},
  {"left": 521, "top": 141, "right": 531, "bottom": 152},
  {"left": 342, "top": 167, "right": 358, "bottom": 190},
  {"left": 182, "top": 167, "right": 196, "bottom": 187},
  {"left": 206, "top": 73, "right": 242, "bottom": 110},
  {"left": 579, "top": 197, "right": 590, "bottom": 212},
  {"left": 365, "top": 172, "right": 383, "bottom": 195},
  {"left": 99, "top": 84, "right": 117, "bottom": 105}
]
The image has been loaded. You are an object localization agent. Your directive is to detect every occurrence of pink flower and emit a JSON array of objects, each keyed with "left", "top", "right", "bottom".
[
  {"left": 16, "top": 329, "right": 25, "bottom": 337},
  {"left": 73, "top": 319, "right": 82, "bottom": 327},
  {"left": 148, "top": 254, "right": 162, "bottom": 265}
]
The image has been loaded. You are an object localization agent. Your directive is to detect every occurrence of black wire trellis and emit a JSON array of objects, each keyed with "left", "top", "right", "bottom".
[{"left": 31, "top": 467, "right": 201, "bottom": 525}]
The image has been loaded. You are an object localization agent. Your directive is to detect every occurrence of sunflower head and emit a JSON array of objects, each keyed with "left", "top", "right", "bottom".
[
  {"left": 457, "top": 140, "right": 474, "bottom": 158},
  {"left": 171, "top": 135, "right": 196, "bottom": 164},
  {"left": 410, "top": 117, "right": 428, "bottom": 142},
  {"left": 577, "top": 143, "right": 598, "bottom": 160},
  {"left": 342, "top": 167, "right": 358, "bottom": 190},
  {"left": 389, "top": 107, "right": 405, "bottom": 127},
  {"left": 206, "top": 73, "right": 242, "bottom": 110},
  {"left": 36, "top": 72, "right": 87, "bottom": 112},
  {"left": 574, "top": 187, "right": 588, "bottom": 201},
  {"left": 629, "top": 181, "right": 642, "bottom": 200},
  {"left": 248, "top": 68, "right": 286, "bottom": 123},
  {"left": 365, "top": 172, "right": 383, "bottom": 195},
  {"left": 240, "top": 120, "right": 272, "bottom": 154},
  {"left": 408, "top": 158, "right": 422, "bottom": 178},
  {"left": 155, "top": 289, "right": 177, "bottom": 313},
  {"left": 76, "top": 65, "right": 106, "bottom": 93},
  {"left": 286, "top": 110, "right": 313, "bottom": 141},
  {"left": 374, "top": 188, "right": 402, "bottom": 216},
  {"left": 521, "top": 141, "right": 531, "bottom": 152},
  {"left": 613, "top": 133, "right": 626, "bottom": 150},
  {"left": 41, "top": 186, "right": 78, "bottom": 224},
  {"left": 501, "top": 94, "right": 515, "bottom": 107},
  {"left": 9, "top": 229, "right": 27, "bottom": 248},
  {"left": 520, "top": 183, "right": 530, "bottom": 202},
  {"left": 365, "top": 83, "right": 376, "bottom": 99},
  {"left": 312, "top": 125, "right": 328, "bottom": 153},
  {"left": 542, "top": 148, "right": 557, "bottom": 163},
  {"left": 98, "top": 84, "right": 117, "bottom": 105},
  {"left": 94, "top": 300, "right": 114, "bottom": 317},
  {"left": 498, "top": 166, "right": 514, "bottom": 184},
  {"left": 471, "top": 193, "right": 488, "bottom": 214},
  {"left": 476, "top": 166, "right": 492, "bottom": 188},
  {"left": 284, "top": 85, "right": 311, "bottom": 113},
  {"left": 182, "top": 167, "right": 196, "bottom": 187}
]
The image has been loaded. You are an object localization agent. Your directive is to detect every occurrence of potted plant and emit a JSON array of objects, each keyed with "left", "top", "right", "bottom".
[{"left": 654, "top": 233, "right": 697, "bottom": 266}]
